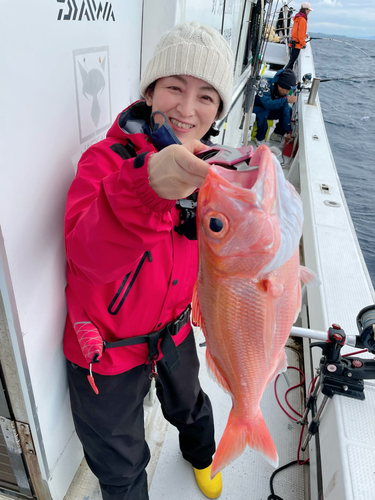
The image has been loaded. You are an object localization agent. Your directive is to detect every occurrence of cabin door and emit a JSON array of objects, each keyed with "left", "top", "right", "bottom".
[{"left": 0, "top": 373, "right": 33, "bottom": 498}]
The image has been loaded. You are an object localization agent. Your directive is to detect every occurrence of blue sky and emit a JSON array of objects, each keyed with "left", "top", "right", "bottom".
[{"left": 289, "top": 0, "right": 375, "bottom": 38}]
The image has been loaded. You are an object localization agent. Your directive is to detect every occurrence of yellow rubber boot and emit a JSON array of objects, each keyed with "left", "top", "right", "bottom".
[{"left": 193, "top": 465, "right": 222, "bottom": 499}]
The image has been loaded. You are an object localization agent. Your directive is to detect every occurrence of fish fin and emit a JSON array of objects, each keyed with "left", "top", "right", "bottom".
[
  {"left": 269, "top": 281, "right": 284, "bottom": 297},
  {"left": 192, "top": 281, "right": 202, "bottom": 327},
  {"left": 266, "top": 350, "right": 288, "bottom": 386},
  {"left": 206, "top": 347, "right": 231, "bottom": 394},
  {"left": 300, "top": 266, "right": 321, "bottom": 286},
  {"left": 278, "top": 349, "right": 288, "bottom": 374},
  {"left": 293, "top": 281, "right": 302, "bottom": 323},
  {"left": 264, "top": 280, "right": 283, "bottom": 368},
  {"left": 211, "top": 408, "right": 278, "bottom": 478}
]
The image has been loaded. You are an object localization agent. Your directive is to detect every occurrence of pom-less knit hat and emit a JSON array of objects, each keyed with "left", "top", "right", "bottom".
[
  {"left": 278, "top": 69, "right": 297, "bottom": 89},
  {"left": 140, "top": 22, "right": 234, "bottom": 119}
]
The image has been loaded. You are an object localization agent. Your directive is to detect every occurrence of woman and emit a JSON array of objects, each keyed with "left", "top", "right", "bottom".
[
  {"left": 284, "top": 2, "right": 313, "bottom": 71},
  {"left": 63, "top": 22, "right": 234, "bottom": 500}
]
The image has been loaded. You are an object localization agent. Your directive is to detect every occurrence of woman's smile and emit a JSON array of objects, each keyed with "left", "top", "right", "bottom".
[
  {"left": 145, "top": 75, "right": 221, "bottom": 144},
  {"left": 169, "top": 117, "right": 195, "bottom": 130}
]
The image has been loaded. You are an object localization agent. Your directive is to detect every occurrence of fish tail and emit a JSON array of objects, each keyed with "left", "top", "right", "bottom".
[{"left": 211, "top": 409, "right": 278, "bottom": 478}]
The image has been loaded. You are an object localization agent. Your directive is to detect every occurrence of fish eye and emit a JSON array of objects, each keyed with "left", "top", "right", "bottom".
[
  {"left": 209, "top": 218, "right": 224, "bottom": 232},
  {"left": 203, "top": 211, "right": 229, "bottom": 239}
]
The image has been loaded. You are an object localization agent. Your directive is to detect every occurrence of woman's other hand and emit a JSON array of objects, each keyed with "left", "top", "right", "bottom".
[{"left": 147, "top": 140, "right": 209, "bottom": 200}]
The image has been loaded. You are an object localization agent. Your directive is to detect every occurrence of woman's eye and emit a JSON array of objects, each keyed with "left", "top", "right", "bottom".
[
  {"left": 169, "top": 86, "right": 180, "bottom": 91},
  {"left": 202, "top": 95, "right": 213, "bottom": 102}
]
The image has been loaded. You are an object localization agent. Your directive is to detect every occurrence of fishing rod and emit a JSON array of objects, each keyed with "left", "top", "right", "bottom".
[
  {"left": 319, "top": 74, "right": 374, "bottom": 83},
  {"left": 243, "top": 0, "right": 283, "bottom": 145},
  {"left": 308, "top": 36, "right": 375, "bottom": 63},
  {"left": 242, "top": 0, "right": 265, "bottom": 145},
  {"left": 309, "top": 36, "right": 365, "bottom": 46}
]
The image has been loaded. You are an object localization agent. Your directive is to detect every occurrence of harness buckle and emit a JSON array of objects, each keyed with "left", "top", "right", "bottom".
[
  {"left": 149, "top": 356, "right": 158, "bottom": 380},
  {"left": 170, "top": 305, "right": 191, "bottom": 336}
]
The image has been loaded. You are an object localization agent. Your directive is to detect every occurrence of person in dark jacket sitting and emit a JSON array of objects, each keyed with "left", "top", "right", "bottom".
[{"left": 253, "top": 68, "right": 297, "bottom": 146}]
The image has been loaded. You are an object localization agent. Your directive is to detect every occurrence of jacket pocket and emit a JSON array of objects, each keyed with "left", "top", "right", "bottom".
[{"left": 107, "top": 251, "right": 151, "bottom": 315}]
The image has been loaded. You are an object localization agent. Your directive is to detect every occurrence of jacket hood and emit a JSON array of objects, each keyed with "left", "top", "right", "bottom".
[
  {"left": 294, "top": 12, "right": 307, "bottom": 20},
  {"left": 106, "top": 100, "right": 215, "bottom": 149},
  {"left": 106, "top": 100, "right": 151, "bottom": 142}
]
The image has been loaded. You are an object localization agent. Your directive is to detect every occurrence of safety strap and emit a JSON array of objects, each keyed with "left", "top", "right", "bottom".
[{"left": 103, "top": 305, "right": 191, "bottom": 374}]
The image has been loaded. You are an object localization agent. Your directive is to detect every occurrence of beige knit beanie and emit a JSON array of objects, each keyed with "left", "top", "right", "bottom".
[{"left": 140, "top": 22, "right": 234, "bottom": 119}]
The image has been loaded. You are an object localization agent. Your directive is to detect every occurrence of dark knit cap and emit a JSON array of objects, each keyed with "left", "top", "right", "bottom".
[{"left": 278, "top": 69, "right": 297, "bottom": 89}]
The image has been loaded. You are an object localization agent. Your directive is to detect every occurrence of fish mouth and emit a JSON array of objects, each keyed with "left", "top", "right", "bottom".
[{"left": 209, "top": 164, "right": 260, "bottom": 192}]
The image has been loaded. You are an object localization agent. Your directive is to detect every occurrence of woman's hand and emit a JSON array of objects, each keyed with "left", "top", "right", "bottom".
[{"left": 147, "top": 140, "right": 210, "bottom": 200}]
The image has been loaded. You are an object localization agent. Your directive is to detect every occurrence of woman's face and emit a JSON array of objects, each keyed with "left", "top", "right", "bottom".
[{"left": 145, "top": 75, "right": 221, "bottom": 144}]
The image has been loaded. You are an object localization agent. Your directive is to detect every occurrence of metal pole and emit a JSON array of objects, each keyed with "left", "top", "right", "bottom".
[
  {"left": 243, "top": 109, "right": 252, "bottom": 146},
  {"left": 290, "top": 326, "right": 357, "bottom": 347},
  {"left": 242, "top": 74, "right": 258, "bottom": 146},
  {"left": 301, "top": 394, "right": 329, "bottom": 451},
  {"left": 307, "top": 77, "right": 321, "bottom": 105},
  {"left": 290, "top": 326, "right": 327, "bottom": 341},
  {"left": 282, "top": 3, "right": 288, "bottom": 37}
]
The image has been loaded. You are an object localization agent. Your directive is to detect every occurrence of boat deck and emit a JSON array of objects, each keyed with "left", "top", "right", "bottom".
[
  {"left": 56, "top": 328, "right": 307, "bottom": 500},
  {"left": 148, "top": 329, "right": 306, "bottom": 500}
]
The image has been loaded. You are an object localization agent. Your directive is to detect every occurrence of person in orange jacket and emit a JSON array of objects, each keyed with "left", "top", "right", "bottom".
[{"left": 284, "top": 2, "right": 313, "bottom": 71}]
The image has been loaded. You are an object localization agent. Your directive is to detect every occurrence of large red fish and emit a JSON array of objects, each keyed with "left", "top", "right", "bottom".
[{"left": 192, "top": 145, "right": 316, "bottom": 477}]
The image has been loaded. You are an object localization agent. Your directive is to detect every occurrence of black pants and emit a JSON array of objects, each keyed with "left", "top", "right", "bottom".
[
  {"left": 284, "top": 47, "right": 300, "bottom": 71},
  {"left": 67, "top": 329, "right": 215, "bottom": 500}
]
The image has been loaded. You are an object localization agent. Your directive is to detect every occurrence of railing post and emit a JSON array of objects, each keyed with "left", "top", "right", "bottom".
[{"left": 307, "top": 77, "right": 321, "bottom": 105}]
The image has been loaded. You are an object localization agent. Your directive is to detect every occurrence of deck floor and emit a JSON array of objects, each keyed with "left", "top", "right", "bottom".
[
  {"left": 55, "top": 327, "right": 307, "bottom": 500},
  {"left": 148, "top": 328, "right": 307, "bottom": 500}
]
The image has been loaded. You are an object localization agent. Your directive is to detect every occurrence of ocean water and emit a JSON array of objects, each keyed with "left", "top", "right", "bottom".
[{"left": 310, "top": 35, "right": 375, "bottom": 288}]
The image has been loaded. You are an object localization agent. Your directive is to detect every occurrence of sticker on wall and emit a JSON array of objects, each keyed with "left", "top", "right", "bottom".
[{"left": 73, "top": 46, "right": 112, "bottom": 144}]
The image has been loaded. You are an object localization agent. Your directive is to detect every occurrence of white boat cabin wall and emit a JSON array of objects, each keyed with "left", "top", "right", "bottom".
[{"left": 0, "top": 1, "right": 259, "bottom": 499}]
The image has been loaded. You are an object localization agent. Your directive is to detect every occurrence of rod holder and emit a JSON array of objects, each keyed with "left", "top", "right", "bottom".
[{"left": 307, "top": 77, "right": 321, "bottom": 105}]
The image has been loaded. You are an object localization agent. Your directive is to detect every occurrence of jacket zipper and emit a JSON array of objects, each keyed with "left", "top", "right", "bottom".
[{"left": 108, "top": 251, "right": 152, "bottom": 315}]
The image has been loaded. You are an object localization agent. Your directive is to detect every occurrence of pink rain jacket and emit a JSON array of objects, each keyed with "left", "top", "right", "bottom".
[{"left": 63, "top": 101, "right": 197, "bottom": 375}]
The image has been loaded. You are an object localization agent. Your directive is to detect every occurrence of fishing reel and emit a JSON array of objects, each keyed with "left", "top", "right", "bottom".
[
  {"left": 297, "top": 73, "right": 313, "bottom": 92},
  {"left": 174, "top": 144, "right": 255, "bottom": 240},
  {"left": 257, "top": 78, "right": 270, "bottom": 97},
  {"left": 299, "top": 304, "right": 375, "bottom": 450},
  {"left": 302, "top": 73, "right": 312, "bottom": 84},
  {"left": 356, "top": 305, "right": 375, "bottom": 353}
]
